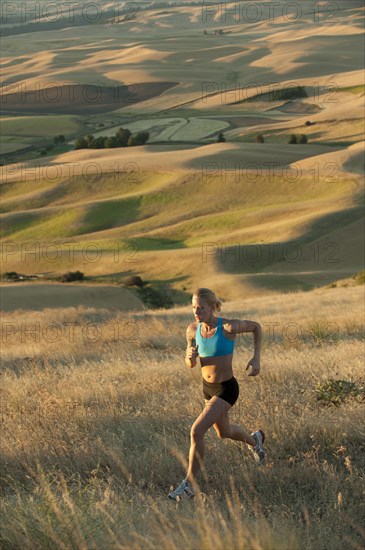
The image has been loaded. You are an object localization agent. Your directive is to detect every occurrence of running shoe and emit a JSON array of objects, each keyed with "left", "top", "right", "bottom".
[
  {"left": 168, "top": 479, "right": 195, "bottom": 501},
  {"left": 249, "top": 430, "right": 265, "bottom": 463}
]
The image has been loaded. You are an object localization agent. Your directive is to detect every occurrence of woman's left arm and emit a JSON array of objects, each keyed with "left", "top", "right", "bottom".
[{"left": 226, "top": 319, "right": 262, "bottom": 376}]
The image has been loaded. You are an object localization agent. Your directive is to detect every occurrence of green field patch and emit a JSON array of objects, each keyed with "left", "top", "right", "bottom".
[
  {"left": 234, "top": 85, "right": 308, "bottom": 104},
  {"left": 339, "top": 85, "right": 365, "bottom": 95},
  {"left": 0, "top": 179, "right": 63, "bottom": 201},
  {"left": 124, "top": 236, "right": 185, "bottom": 251},
  {"left": 4, "top": 208, "right": 84, "bottom": 240},
  {"left": 80, "top": 197, "right": 142, "bottom": 233},
  {"left": 0, "top": 115, "right": 79, "bottom": 137},
  {"left": 0, "top": 183, "right": 68, "bottom": 213},
  {"left": 0, "top": 171, "right": 175, "bottom": 212},
  {"left": 1, "top": 212, "right": 43, "bottom": 238},
  {"left": 0, "top": 139, "right": 33, "bottom": 154},
  {"left": 48, "top": 171, "right": 174, "bottom": 206}
]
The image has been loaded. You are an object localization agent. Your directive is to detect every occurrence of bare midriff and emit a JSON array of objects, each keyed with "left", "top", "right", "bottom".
[{"left": 200, "top": 353, "right": 234, "bottom": 383}]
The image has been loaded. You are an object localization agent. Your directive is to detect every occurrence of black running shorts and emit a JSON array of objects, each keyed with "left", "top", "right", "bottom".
[{"left": 202, "top": 376, "right": 239, "bottom": 406}]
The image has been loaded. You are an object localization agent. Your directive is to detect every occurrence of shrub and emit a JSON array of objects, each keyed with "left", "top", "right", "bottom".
[
  {"left": 315, "top": 379, "right": 365, "bottom": 406},
  {"left": 137, "top": 286, "right": 173, "bottom": 309},
  {"left": 60, "top": 271, "right": 85, "bottom": 282},
  {"left": 124, "top": 275, "right": 145, "bottom": 288},
  {"left": 217, "top": 132, "right": 226, "bottom": 142},
  {"left": 4, "top": 271, "right": 20, "bottom": 280},
  {"left": 354, "top": 270, "right": 365, "bottom": 285},
  {"left": 297, "top": 134, "right": 308, "bottom": 144},
  {"left": 256, "top": 134, "right": 264, "bottom": 143},
  {"left": 288, "top": 134, "right": 297, "bottom": 144},
  {"left": 305, "top": 121, "right": 312, "bottom": 126}
]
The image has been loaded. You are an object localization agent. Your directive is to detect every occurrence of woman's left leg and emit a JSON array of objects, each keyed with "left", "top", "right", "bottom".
[{"left": 212, "top": 407, "right": 256, "bottom": 446}]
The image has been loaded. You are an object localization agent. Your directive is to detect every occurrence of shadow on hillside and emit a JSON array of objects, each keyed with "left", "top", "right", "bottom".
[
  {"left": 89, "top": 271, "right": 132, "bottom": 283},
  {"left": 214, "top": 196, "right": 364, "bottom": 291}
]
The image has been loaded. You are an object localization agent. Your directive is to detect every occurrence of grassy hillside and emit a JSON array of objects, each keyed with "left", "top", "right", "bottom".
[
  {"left": 1, "top": 286, "right": 364, "bottom": 549},
  {"left": 1, "top": 159, "right": 363, "bottom": 300}
]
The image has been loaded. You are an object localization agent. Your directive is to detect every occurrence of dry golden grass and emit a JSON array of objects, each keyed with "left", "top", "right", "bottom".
[{"left": 1, "top": 285, "right": 364, "bottom": 549}]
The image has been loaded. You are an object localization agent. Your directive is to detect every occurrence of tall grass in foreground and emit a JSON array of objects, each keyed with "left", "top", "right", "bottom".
[{"left": 1, "top": 286, "right": 364, "bottom": 549}]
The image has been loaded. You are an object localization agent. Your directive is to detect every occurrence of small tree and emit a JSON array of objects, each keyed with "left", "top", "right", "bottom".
[
  {"left": 127, "top": 135, "right": 138, "bottom": 147},
  {"left": 135, "top": 131, "right": 149, "bottom": 145},
  {"left": 256, "top": 134, "right": 264, "bottom": 143},
  {"left": 105, "top": 136, "right": 119, "bottom": 148},
  {"left": 116, "top": 128, "right": 131, "bottom": 147},
  {"left": 86, "top": 134, "right": 95, "bottom": 148},
  {"left": 93, "top": 136, "right": 106, "bottom": 149},
  {"left": 75, "top": 137, "right": 88, "bottom": 150},
  {"left": 288, "top": 134, "right": 297, "bottom": 144},
  {"left": 298, "top": 134, "right": 308, "bottom": 144},
  {"left": 217, "top": 132, "right": 226, "bottom": 143},
  {"left": 305, "top": 121, "right": 312, "bottom": 126}
]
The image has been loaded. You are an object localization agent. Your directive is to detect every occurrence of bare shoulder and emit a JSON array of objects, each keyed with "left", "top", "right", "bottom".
[
  {"left": 186, "top": 322, "right": 198, "bottom": 339},
  {"left": 220, "top": 317, "right": 233, "bottom": 330},
  {"left": 222, "top": 318, "right": 259, "bottom": 334},
  {"left": 220, "top": 317, "right": 236, "bottom": 338}
]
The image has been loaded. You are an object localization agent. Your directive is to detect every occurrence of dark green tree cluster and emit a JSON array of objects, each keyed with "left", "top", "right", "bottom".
[
  {"left": 272, "top": 85, "right": 307, "bottom": 101},
  {"left": 53, "top": 135, "right": 66, "bottom": 145},
  {"left": 288, "top": 134, "right": 308, "bottom": 144},
  {"left": 74, "top": 128, "right": 149, "bottom": 150}
]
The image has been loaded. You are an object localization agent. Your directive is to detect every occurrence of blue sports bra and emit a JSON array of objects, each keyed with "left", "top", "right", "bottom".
[{"left": 195, "top": 317, "right": 235, "bottom": 358}]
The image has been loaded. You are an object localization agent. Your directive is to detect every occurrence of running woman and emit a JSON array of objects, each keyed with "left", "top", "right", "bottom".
[{"left": 168, "top": 287, "right": 265, "bottom": 501}]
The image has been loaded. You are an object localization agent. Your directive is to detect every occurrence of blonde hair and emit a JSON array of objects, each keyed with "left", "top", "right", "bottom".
[{"left": 193, "top": 288, "right": 222, "bottom": 312}]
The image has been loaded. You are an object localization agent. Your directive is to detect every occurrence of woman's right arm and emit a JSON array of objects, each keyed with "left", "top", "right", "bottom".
[{"left": 185, "top": 324, "right": 199, "bottom": 368}]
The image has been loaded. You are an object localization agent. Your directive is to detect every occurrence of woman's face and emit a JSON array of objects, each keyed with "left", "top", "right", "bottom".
[{"left": 192, "top": 296, "right": 213, "bottom": 323}]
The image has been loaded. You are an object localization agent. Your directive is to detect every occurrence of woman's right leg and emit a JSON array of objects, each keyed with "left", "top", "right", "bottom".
[{"left": 185, "top": 396, "right": 231, "bottom": 483}]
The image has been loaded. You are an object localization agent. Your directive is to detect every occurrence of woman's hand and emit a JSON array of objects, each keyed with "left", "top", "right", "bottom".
[
  {"left": 187, "top": 345, "right": 199, "bottom": 361},
  {"left": 245, "top": 356, "right": 260, "bottom": 376}
]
